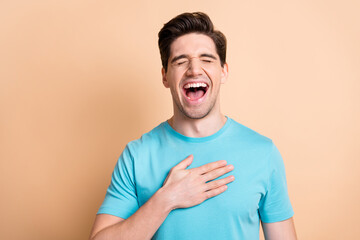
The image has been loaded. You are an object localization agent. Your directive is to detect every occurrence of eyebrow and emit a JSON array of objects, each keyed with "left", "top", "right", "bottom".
[{"left": 170, "top": 53, "right": 218, "bottom": 64}]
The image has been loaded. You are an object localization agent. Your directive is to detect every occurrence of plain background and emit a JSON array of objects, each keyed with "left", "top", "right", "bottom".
[{"left": 1, "top": 0, "right": 359, "bottom": 239}]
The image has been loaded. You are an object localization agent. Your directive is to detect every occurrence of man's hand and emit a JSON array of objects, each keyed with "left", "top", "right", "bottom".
[{"left": 161, "top": 154, "right": 235, "bottom": 210}]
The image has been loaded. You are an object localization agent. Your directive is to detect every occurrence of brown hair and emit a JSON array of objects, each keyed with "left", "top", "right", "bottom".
[{"left": 158, "top": 12, "right": 227, "bottom": 72}]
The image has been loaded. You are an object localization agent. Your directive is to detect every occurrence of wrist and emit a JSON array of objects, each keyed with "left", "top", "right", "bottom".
[{"left": 155, "top": 186, "right": 177, "bottom": 212}]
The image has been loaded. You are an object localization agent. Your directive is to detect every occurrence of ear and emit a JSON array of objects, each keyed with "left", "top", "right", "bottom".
[
  {"left": 220, "top": 63, "right": 229, "bottom": 84},
  {"left": 162, "top": 68, "right": 170, "bottom": 88}
]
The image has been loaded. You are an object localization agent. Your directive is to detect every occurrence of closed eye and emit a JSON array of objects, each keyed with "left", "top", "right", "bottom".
[
  {"left": 201, "top": 59, "right": 213, "bottom": 63},
  {"left": 176, "top": 59, "right": 189, "bottom": 66}
]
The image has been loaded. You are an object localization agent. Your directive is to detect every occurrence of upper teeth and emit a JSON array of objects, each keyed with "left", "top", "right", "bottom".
[{"left": 184, "top": 83, "right": 208, "bottom": 89}]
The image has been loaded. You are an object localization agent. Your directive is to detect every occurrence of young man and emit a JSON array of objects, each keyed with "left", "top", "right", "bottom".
[{"left": 90, "top": 12, "right": 297, "bottom": 240}]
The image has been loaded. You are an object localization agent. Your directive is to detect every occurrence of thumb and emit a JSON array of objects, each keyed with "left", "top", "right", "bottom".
[{"left": 173, "top": 155, "right": 193, "bottom": 170}]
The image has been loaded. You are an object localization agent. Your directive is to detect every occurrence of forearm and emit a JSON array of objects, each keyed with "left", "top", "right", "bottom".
[
  {"left": 262, "top": 218, "right": 297, "bottom": 240},
  {"left": 91, "top": 188, "right": 172, "bottom": 240}
]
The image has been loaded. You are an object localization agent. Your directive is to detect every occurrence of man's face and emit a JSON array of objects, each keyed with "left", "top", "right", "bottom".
[{"left": 162, "top": 33, "right": 228, "bottom": 119}]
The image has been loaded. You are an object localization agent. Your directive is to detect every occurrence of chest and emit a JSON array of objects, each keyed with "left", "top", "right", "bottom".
[{"left": 134, "top": 145, "right": 269, "bottom": 216}]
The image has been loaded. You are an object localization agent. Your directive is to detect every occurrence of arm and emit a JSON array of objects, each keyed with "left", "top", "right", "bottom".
[
  {"left": 89, "top": 155, "right": 235, "bottom": 240},
  {"left": 89, "top": 188, "right": 172, "bottom": 240},
  {"left": 262, "top": 217, "right": 297, "bottom": 240}
]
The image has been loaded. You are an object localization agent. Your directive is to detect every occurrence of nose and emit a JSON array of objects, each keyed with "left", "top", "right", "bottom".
[{"left": 186, "top": 57, "right": 203, "bottom": 76}]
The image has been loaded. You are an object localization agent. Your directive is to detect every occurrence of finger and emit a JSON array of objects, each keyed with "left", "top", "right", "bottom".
[
  {"left": 194, "top": 160, "right": 227, "bottom": 174},
  {"left": 202, "top": 164, "right": 234, "bottom": 182},
  {"left": 172, "top": 155, "right": 193, "bottom": 170},
  {"left": 204, "top": 185, "right": 228, "bottom": 200},
  {"left": 205, "top": 175, "right": 235, "bottom": 191}
]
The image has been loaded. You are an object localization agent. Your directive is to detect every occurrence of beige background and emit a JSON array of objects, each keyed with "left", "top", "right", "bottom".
[{"left": 1, "top": 0, "right": 359, "bottom": 239}]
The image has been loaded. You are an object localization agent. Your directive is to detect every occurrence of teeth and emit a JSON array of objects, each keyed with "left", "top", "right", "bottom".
[{"left": 184, "top": 82, "right": 208, "bottom": 89}]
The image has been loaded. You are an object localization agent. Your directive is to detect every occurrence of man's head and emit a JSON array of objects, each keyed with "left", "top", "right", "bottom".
[
  {"left": 158, "top": 12, "right": 227, "bottom": 72},
  {"left": 158, "top": 12, "right": 228, "bottom": 120}
]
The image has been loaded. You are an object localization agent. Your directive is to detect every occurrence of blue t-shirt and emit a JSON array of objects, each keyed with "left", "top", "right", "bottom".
[{"left": 98, "top": 117, "right": 294, "bottom": 239}]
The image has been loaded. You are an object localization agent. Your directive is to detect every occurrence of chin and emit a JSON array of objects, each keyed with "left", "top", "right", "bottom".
[{"left": 181, "top": 108, "right": 212, "bottom": 120}]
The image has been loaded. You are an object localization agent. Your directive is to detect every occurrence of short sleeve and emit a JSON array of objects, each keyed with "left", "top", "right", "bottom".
[
  {"left": 97, "top": 145, "right": 139, "bottom": 219},
  {"left": 259, "top": 143, "right": 294, "bottom": 223}
]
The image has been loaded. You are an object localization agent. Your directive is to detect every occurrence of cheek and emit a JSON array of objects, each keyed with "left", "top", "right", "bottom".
[
  {"left": 205, "top": 69, "right": 223, "bottom": 83},
  {"left": 169, "top": 74, "right": 184, "bottom": 89},
  {"left": 203, "top": 65, "right": 222, "bottom": 76}
]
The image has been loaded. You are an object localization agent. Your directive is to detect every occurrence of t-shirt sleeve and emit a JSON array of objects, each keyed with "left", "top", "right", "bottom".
[
  {"left": 258, "top": 143, "right": 294, "bottom": 223},
  {"left": 97, "top": 145, "right": 139, "bottom": 219}
]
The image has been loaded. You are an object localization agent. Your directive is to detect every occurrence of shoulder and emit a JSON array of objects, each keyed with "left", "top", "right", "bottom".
[
  {"left": 227, "top": 119, "right": 287, "bottom": 180},
  {"left": 229, "top": 119, "right": 285, "bottom": 171},
  {"left": 125, "top": 121, "right": 167, "bottom": 157},
  {"left": 227, "top": 117, "right": 275, "bottom": 151}
]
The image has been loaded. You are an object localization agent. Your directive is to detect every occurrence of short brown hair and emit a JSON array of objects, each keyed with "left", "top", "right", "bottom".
[{"left": 158, "top": 12, "right": 227, "bottom": 72}]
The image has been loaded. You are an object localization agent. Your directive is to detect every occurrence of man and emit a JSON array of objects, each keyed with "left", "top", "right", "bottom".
[{"left": 90, "top": 12, "right": 297, "bottom": 240}]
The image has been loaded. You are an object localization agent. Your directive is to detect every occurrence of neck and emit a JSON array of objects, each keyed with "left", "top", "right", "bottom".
[{"left": 167, "top": 111, "right": 227, "bottom": 138}]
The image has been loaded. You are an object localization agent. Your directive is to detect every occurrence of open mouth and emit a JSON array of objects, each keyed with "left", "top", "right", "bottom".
[{"left": 183, "top": 82, "right": 209, "bottom": 101}]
